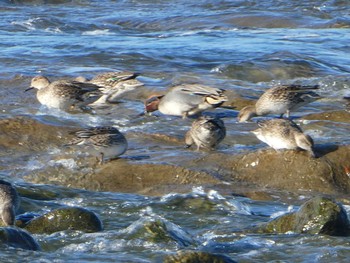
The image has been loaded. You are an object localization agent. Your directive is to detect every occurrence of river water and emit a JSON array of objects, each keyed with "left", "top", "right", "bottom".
[{"left": 1, "top": 0, "right": 350, "bottom": 262}]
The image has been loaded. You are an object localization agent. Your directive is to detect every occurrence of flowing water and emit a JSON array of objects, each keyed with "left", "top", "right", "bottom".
[{"left": 1, "top": 0, "right": 350, "bottom": 262}]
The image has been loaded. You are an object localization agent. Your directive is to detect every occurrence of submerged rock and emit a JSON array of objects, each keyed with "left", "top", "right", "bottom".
[
  {"left": 126, "top": 217, "right": 195, "bottom": 247},
  {"left": 0, "top": 227, "right": 40, "bottom": 250},
  {"left": 142, "top": 219, "right": 194, "bottom": 246},
  {"left": 256, "top": 197, "right": 350, "bottom": 236},
  {"left": 164, "top": 251, "right": 237, "bottom": 263},
  {"left": 24, "top": 207, "right": 103, "bottom": 234}
]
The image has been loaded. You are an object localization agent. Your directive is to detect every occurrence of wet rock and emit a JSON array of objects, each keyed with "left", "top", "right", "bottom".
[
  {"left": 23, "top": 207, "right": 103, "bottom": 234},
  {"left": 126, "top": 216, "right": 195, "bottom": 247},
  {"left": 0, "top": 227, "right": 40, "bottom": 250},
  {"left": 0, "top": 116, "right": 69, "bottom": 152},
  {"left": 7, "top": 115, "right": 350, "bottom": 197},
  {"left": 256, "top": 197, "right": 350, "bottom": 236},
  {"left": 240, "top": 191, "right": 273, "bottom": 201},
  {"left": 144, "top": 220, "right": 174, "bottom": 243},
  {"left": 302, "top": 110, "right": 350, "bottom": 123},
  {"left": 25, "top": 143, "right": 350, "bottom": 196},
  {"left": 164, "top": 251, "right": 237, "bottom": 263},
  {"left": 26, "top": 160, "right": 220, "bottom": 196},
  {"left": 15, "top": 212, "right": 40, "bottom": 228},
  {"left": 194, "top": 145, "right": 350, "bottom": 195},
  {"left": 143, "top": 220, "right": 193, "bottom": 246},
  {"left": 16, "top": 185, "right": 60, "bottom": 200}
]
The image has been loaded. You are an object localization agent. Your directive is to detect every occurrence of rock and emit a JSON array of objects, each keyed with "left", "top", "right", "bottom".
[
  {"left": 192, "top": 145, "right": 350, "bottom": 195},
  {"left": 24, "top": 207, "right": 103, "bottom": 234},
  {"left": 256, "top": 197, "right": 350, "bottom": 236},
  {"left": 6, "top": 116, "right": 350, "bottom": 197},
  {"left": 126, "top": 217, "right": 195, "bottom": 247},
  {"left": 26, "top": 160, "right": 220, "bottom": 196},
  {"left": 0, "top": 227, "right": 40, "bottom": 250},
  {"left": 164, "top": 251, "right": 237, "bottom": 263},
  {"left": 0, "top": 117, "right": 69, "bottom": 152},
  {"left": 25, "top": 143, "right": 350, "bottom": 196},
  {"left": 16, "top": 185, "right": 60, "bottom": 200},
  {"left": 302, "top": 110, "right": 350, "bottom": 123}
]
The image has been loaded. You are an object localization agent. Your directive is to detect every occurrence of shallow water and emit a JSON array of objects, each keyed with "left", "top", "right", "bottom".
[{"left": 1, "top": 0, "right": 350, "bottom": 262}]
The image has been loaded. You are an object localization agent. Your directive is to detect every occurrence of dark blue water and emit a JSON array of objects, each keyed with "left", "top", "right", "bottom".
[{"left": 1, "top": 0, "right": 350, "bottom": 262}]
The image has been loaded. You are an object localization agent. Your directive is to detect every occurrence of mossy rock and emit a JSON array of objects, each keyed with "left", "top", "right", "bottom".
[
  {"left": 16, "top": 185, "right": 60, "bottom": 200},
  {"left": 127, "top": 217, "right": 195, "bottom": 246},
  {"left": 0, "top": 227, "right": 40, "bottom": 250},
  {"left": 164, "top": 251, "right": 237, "bottom": 263},
  {"left": 257, "top": 197, "right": 350, "bottom": 236},
  {"left": 23, "top": 207, "right": 103, "bottom": 234}
]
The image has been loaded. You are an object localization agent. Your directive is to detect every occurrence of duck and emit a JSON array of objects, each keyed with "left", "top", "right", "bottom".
[
  {"left": 0, "top": 180, "right": 20, "bottom": 226},
  {"left": 145, "top": 84, "right": 227, "bottom": 118},
  {"left": 185, "top": 116, "right": 226, "bottom": 150},
  {"left": 251, "top": 118, "right": 315, "bottom": 157},
  {"left": 66, "top": 126, "right": 128, "bottom": 164},
  {"left": 26, "top": 76, "right": 102, "bottom": 112},
  {"left": 238, "top": 84, "right": 320, "bottom": 122}
]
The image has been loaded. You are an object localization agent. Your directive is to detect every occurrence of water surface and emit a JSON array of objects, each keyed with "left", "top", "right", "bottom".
[{"left": 1, "top": 0, "right": 350, "bottom": 262}]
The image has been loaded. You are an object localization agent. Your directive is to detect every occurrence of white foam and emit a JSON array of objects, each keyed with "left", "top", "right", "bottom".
[
  {"left": 82, "top": 29, "right": 114, "bottom": 36},
  {"left": 48, "top": 158, "right": 79, "bottom": 170}
]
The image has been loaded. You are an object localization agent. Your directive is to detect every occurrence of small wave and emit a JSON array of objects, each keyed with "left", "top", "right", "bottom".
[
  {"left": 82, "top": 29, "right": 114, "bottom": 36},
  {"left": 11, "top": 18, "right": 38, "bottom": 31},
  {"left": 270, "top": 205, "right": 296, "bottom": 219},
  {"left": 11, "top": 17, "right": 62, "bottom": 33}
]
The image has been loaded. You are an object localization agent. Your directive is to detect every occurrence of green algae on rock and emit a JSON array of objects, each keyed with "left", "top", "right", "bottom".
[
  {"left": 0, "top": 227, "right": 40, "bottom": 250},
  {"left": 256, "top": 197, "right": 350, "bottom": 236},
  {"left": 23, "top": 206, "right": 103, "bottom": 234},
  {"left": 126, "top": 217, "right": 196, "bottom": 247}
]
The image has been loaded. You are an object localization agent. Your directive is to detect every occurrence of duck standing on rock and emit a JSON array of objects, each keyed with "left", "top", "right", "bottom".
[
  {"left": 0, "top": 180, "right": 20, "bottom": 226},
  {"left": 66, "top": 126, "right": 128, "bottom": 164},
  {"left": 26, "top": 76, "right": 102, "bottom": 112},
  {"left": 185, "top": 116, "right": 226, "bottom": 151},
  {"left": 251, "top": 119, "right": 316, "bottom": 157},
  {"left": 238, "top": 84, "right": 321, "bottom": 122},
  {"left": 145, "top": 84, "right": 227, "bottom": 118}
]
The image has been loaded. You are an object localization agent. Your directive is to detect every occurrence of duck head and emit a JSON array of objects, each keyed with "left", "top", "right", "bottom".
[{"left": 144, "top": 94, "right": 164, "bottom": 113}]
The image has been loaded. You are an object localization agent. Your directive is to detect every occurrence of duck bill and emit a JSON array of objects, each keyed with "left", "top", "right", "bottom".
[{"left": 25, "top": 87, "right": 34, "bottom": 92}]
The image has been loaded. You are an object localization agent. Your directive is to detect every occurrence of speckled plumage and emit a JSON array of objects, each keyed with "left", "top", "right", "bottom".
[
  {"left": 28, "top": 76, "right": 101, "bottom": 111},
  {"left": 86, "top": 71, "right": 139, "bottom": 89},
  {"left": 67, "top": 126, "right": 128, "bottom": 163},
  {"left": 238, "top": 85, "right": 321, "bottom": 122},
  {"left": 0, "top": 180, "right": 20, "bottom": 226},
  {"left": 91, "top": 79, "right": 144, "bottom": 104},
  {"left": 252, "top": 119, "right": 315, "bottom": 157},
  {"left": 185, "top": 116, "right": 226, "bottom": 150},
  {"left": 145, "top": 84, "right": 227, "bottom": 118},
  {"left": 76, "top": 71, "right": 143, "bottom": 103}
]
